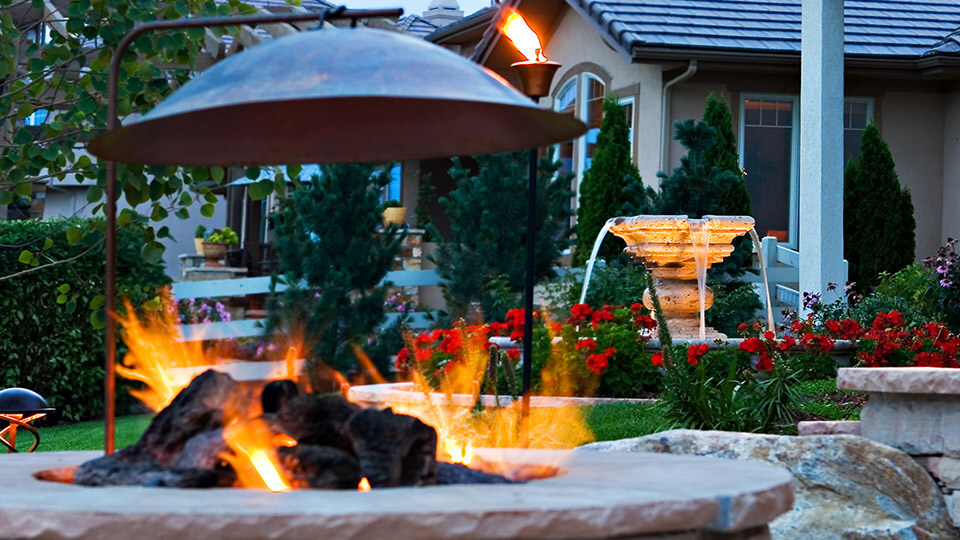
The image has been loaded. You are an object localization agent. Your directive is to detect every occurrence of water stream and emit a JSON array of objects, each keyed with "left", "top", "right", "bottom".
[
  {"left": 748, "top": 228, "right": 776, "bottom": 333},
  {"left": 578, "top": 218, "right": 617, "bottom": 305},
  {"left": 690, "top": 220, "right": 709, "bottom": 340}
]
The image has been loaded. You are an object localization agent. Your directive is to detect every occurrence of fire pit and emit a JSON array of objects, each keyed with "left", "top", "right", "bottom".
[{"left": 7, "top": 447, "right": 791, "bottom": 539}]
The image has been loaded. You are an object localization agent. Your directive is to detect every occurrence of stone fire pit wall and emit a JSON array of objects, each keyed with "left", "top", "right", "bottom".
[{"left": 837, "top": 367, "right": 960, "bottom": 527}]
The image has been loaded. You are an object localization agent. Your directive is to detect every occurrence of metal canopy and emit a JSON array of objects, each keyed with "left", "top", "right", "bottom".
[{"left": 87, "top": 27, "right": 586, "bottom": 165}]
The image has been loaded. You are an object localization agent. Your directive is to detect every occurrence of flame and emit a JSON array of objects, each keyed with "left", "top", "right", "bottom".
[
  {"left": 115, "top": 296, "right": 220, "bottom": 411},
  {"left": 388, "top": 323, "right": 594, "bottom": 477},
  {"left": 220, "top": 417, "right": 291, "bottom": 492},
  {"left": 498, "top": 7, "right": 547, "bottom": 63},
  {"left": 357, "top": 477, "right": 371, "bottom": 492}
]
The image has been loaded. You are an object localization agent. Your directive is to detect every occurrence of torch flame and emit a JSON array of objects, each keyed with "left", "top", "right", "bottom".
[
  {"left": 358, "top": 477, "right": 371, "bottom": 492},
  {"left": 498, "top": 7, "right": 547, "bottom": 63}
]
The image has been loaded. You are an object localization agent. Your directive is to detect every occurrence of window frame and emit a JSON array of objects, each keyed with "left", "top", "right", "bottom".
[
  {"left": 738, "top": 93, "right": 801, "bottom": 248},
  {"left": 618, "top": 95, "right": 636, "bottom": 161}
]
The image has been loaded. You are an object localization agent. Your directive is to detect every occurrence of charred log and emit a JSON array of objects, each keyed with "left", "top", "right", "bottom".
[
  {"left": 436, "top": 462, "right": 518, "bottom": 485},
  {"left": 272, "top": 394, "right": 358, "bottom": 454},
  {"left": 346, "top": 408, "right": 437, "bottom": 488},
  {"left": 261, "top": 380, "right": 299, "bottom": 414},
  {"left": 278, "top": 445, "right": 362, "bottom": 489},
  {"left": 74, "top": 455, "right": 229, "bottom": 488}
]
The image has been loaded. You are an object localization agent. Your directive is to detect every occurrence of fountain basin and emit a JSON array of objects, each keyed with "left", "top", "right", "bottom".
[{"left": 10, "top": 448, "right": 792, "bottom": 539}]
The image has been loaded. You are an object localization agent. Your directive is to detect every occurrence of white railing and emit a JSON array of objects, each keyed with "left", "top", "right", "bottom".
[
  {"left": 741, "top": 236, "right": 848, "bottom": 310},
  {"left": 171, "top": 269, "right": 441, "bottom": 341}
]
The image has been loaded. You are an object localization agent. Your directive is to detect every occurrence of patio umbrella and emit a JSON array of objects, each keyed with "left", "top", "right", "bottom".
[{"left": 87, "top": 9, "right": 586, "bottom": 454}]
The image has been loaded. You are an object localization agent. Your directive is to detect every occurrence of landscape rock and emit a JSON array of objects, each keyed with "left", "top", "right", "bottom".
[
  {"left": 796, "top": 420, "right": 861, "bottom": 436},
  {"left": 838, "top": 367, "right": 960, "bottom": 395},
  {"left": 859, "top": 392, "right": 960, "bottom": 456},
  {"left": 582, "top": 430, "right": 959, "bottom": 540}
]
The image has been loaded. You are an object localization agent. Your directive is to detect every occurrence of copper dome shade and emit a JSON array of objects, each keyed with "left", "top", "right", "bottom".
[{"left": 87, "top": 27, "right": 586, "bottom": 166}]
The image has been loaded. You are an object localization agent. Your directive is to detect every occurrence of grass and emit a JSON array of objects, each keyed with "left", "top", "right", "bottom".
[
  {"left": 584, "top": 402, "right": 673, "bottom": 442},
  {"left": 793, "top": 378, "right": 865, "bottom": 421},
  {"left": 19, "top": 415, "right": 152, "bottom": 452}
]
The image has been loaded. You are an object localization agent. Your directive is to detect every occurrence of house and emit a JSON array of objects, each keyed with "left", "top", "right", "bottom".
[{"left": 399, "top": 0, "right": 960, "bottom": 303}]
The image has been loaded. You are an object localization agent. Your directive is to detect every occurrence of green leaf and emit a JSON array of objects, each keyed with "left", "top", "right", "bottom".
[
  {"left": 178, "top": 192, "right": 192, "bottom": 206},
  {"left": 15, "top": 182, "right": 33, "bottom": 196},
  {"left": 210, "top": 167, "right": 225, "bottom": 184},
  {"left": 143, "top": 296, "right": 162, "bottom": 311},
  {"left": 13, "top": 128, "right": 33, "bottom": 144},
  {"left": 175, "top": 208, "right": 190, "bottom": 220},
  {"left": 43, "top": 238, "right": 53, "bottom": 250},
  {"left": 286, "top": 164, "right": 302, "bottom": 179},
  {"left": 57, "top": 283, "right": 70, "bottom": 294},
  {"left": 89, "top": 295, "right": 105, "bottom": 310},
  {"left": 18, "top": 250, "right": 33, "bottom": 264},
  {"left": 200, "top": 203, "right": 215, "bottom": 217},
  {"left": 90, "top": 309, "right": 106, "bottom": 330},
  {"left": 244, "top": 166, "right": 261, "bottom": 180},
  {"left": 117, "top": 210, "right": 132, "bottom": 227},
  {"left": 191, "top": 167, "right": 209, "bottom": 183},
  {"left": 65, "top": 300, "right": 77, "bottom": 314},
  {"left": 27, "top": 57, "right": 45, "bottom": 72},
  {"left": 56, "top": 294, "right": 68, "bottom": 304},
  {"left": 65, "top": 225, "right": 82, "bottom": 244},
  {"left": 86, "top": 185, "right": 102, "bottom": 203},
  {"left": 0, "top": 191, "right": 11, "bottom": 205},
  {"left": 248, "top": 180, "right": 274, "bottom": 201},
  {"left": 141, "top": 241, "right": 164, "bottom": 264}
]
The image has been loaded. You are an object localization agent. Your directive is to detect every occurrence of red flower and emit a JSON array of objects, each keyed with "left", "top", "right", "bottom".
[
  {"left": 739, "top": 337, "right": 765, "bottom": 354},
  {"left": 801, "top": 333, "right": 835, "bottom": 353},
  {"left": 825, "top": 319, "right": 841, "bottom": 334},
  {"left": 604, "top": 347, "right": 617, "bottom": 356},
  {"left": 568, "top": 303, "right": 593, "bottom": 324},
  {"left": 590, "top": 309, "right": 615, "bottom": 328},
  {"left": 779, "top": 335, "right": 796, "bottom": 351},
  {"left": 415, "top": 348, "right": 432, "bottom": 363},
  {"left": 488, "top": 322, "right": 509, "bottom": 336},
  {"left": 509, "top": 329, "right": 524, "bottom": 341},
  {"left": 585, "top": 353, "right": 608, "bottom": 375},
  {"left": 630, "top": 302, "right": 644, "bottom": 311},
  {"left": 438, "top": 331, "right": 462, "bottom": 355},
  {"left": 633, "top": 314, "right": 657, "bottom": 330},
  {"left": 395, "top": 347, "right": 410, "bottom": 371},
  {"left": 575, "top": 338, "right": 597, "bottom": 351},
  {"left": 756, "top": 353, "right": 774, "bottom": 371},
  {"left": 415, "top": 332, "right": 434, "bottom": 344},
  {"left": 651, "top": 352, "right": 663, "bottom": 366},
  {"left": 737, "top": 323, "right": 748, "bottom": 333},
  {"left": 687, "top": 343, "right": 709, "bottom": 366},
  {"left": 506, "top": 349, "right": 520, "bottom": 360},
  {"left": 547, "top": 322, "right": 563, "bottom": 334},
  {"left": 763, "top": 330, "right": 775, "bottom": 340}
]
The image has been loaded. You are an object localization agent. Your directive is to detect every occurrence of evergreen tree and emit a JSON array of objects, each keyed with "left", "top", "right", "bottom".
[
  {"left": 657, "top": 119, "right": 754, "bottom": 277},
  {"left": 573, "top": 95, "right": 657, "bottom": 266},
  {"left": 844, "top": 124, "right": 916, "bottom": 290},
  {"left": 432, "top": 152, "right": 573, "bottom": 321},
  {"left": 267, "top": 164, "right": 403, "bottom": 387},
  {"left": 702, "top": 93, "right": 752, "bottom": 217}
]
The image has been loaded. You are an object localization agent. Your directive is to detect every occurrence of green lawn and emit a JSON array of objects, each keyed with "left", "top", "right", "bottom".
[
  {"left": 23, "top": 403, "right": 668, "bottom": 452},
  {"left": 17, "top": 415, "right": 152, "bottom": 453}
]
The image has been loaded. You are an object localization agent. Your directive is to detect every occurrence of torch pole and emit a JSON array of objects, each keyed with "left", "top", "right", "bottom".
[
  {"left": 521, "top": 142, "right": 537, "bottom": 445},
  {"left": 101, "top": 7, "right": 403, "bottom": 456}
]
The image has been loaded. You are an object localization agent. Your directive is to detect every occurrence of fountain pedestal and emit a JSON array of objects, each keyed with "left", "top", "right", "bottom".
[{"left": 610, "top": 215, "right": 754, "bottom": 340}]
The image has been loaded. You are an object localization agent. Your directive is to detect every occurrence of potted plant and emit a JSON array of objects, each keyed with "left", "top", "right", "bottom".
[
  {"left": 382, "top": 200, "right": 406, "bottom": 226},
  {"left": 202, "top": 227, "right": 239, "bottom": 267},
  {"left": 194, "top": 225, "right": 207, "bottom": 254}
]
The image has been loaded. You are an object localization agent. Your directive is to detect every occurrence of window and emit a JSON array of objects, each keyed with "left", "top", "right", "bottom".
[
  {"left": 619, "top": 96, "right": 635, "bottom": 158},
  {"left": 739, "top": 95, "right": 875, "bottom": 247},
  {"left": 552, "top": 73, "right": 606, "bottom": 203},
  {"left": 24, "top": 109, "right": 48, "bottom": 126},
  {"left": 844, "top": 99, "right": 874, "bottom": 164}
]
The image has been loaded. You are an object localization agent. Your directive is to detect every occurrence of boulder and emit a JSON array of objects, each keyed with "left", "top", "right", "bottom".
[{"left": 582, "top": 430, "right": 958, "bottom": 540}]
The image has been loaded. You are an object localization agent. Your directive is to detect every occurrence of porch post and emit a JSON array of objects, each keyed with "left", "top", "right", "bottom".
[{"left": 799, "top": 0, "right": 845, "bottom": 308}]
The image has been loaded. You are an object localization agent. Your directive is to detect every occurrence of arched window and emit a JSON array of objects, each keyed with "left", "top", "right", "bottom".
[{"left": 552, "top": 72, "right": 606, "bottom": 206}]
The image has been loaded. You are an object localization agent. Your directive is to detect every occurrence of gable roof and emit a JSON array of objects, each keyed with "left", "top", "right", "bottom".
[
  {"left": 571, "top": 0, "right": 960, "bottom": 59},
  {"left": 398, "top": 14, "right": 441, "bottom": 38}
]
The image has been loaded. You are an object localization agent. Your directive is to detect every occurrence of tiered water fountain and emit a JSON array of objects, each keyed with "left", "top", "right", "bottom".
[{"left": 585, "top": 215, "right": 756, "bottom": 340}]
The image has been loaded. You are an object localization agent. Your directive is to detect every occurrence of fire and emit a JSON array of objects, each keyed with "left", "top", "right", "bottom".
[
  {"left": 115, "top": 297, "right": 219, "bottom": 411},
  {"left": 498, "top": 7, "right": 547, "bottom": 63},
  {"left": 357, "top": 477, "right": 371, "bottom": 492},
  {"left": 388, "top": 324, "right": 594, "bottom": 476},
  {"left": 220, "top": 417, "right": 291, "bottom": 493}
]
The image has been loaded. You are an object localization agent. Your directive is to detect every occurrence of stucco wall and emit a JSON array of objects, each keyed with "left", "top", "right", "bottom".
[
  {"left": 541, "top": 6, "right": 663, "bottom": 187},
  {"left": 943, "top": 91, "right": 960, "bottom": 244},
  {"left": 44, "top": 186, "right": 227, "bottom": 280},
  {"left": 881, "top": 91, "right": 945, "bottom": 260}
]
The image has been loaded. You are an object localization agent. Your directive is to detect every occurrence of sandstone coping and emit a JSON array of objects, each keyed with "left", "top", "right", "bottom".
[
  {"left": 0, "top": 448, "right": 792, "bottom": 540},
  {"left": 347, "top": 382, "right": 655, "bottom": 409},
  {"left": 838, "top": 367, "right": 960, "bottom": 395},
  {"left": 796, "top": 421, "right": 861, "bottom": 437}
]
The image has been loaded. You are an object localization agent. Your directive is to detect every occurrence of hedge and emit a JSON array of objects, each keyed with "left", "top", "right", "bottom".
[{"left": 0, "top": 218, "right": 169, "bottom": 421}]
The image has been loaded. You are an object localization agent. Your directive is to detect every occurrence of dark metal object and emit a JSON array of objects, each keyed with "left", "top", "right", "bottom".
[
  {"left": 93, "top": 9, "right": 585, "bottom": 455},
  {"left": 0, "top": 388, "right": 53, "bottom": 453},
  {"left": 510, "top": 61, "right": 560, "bottom": 99},
  {"left": 509, "top": 61, "right": 562, "bottom": 442},
  {"left": 87, "top": 29, "right": 585, "bottom": 165}
]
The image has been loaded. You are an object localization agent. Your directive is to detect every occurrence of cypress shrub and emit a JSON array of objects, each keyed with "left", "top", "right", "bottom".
[
  {"left": 844, "top": 124, "right": 916, "bottom": 290},
  {"left": 573, "top": 95, "right": 657, "bottom": 266}
]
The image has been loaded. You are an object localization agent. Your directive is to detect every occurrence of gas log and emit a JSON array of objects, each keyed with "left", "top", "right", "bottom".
[{"left": 75, "top": 370, "right": 512, "bottom": 489}]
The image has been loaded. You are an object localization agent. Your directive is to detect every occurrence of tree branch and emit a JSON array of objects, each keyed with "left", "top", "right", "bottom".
[{"left": 0, "top": 237, "right": 103, "bottom": 283}]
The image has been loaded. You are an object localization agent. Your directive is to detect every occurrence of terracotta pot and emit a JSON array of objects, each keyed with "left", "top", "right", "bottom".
[
  {"left": 201, "top": 241, "right": 230, "bottom": 267},
  {"left": 194, "top": 238, "right": 204, "bottom": 254},
  {"left": 382, "top": 207, "right": 407, "bottom": 226}
]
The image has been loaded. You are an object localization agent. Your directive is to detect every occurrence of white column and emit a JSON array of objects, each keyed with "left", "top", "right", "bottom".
[{"left": 799, "top": 0, "right": 845, "bottom": 309}]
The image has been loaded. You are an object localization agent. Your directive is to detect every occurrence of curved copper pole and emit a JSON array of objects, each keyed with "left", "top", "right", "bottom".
[
  {"left": 0, "top": 415, "right": 40, "bottom": 453},
  {"left": 101, "top": 7, "right": 403, "bottom": 455}
]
